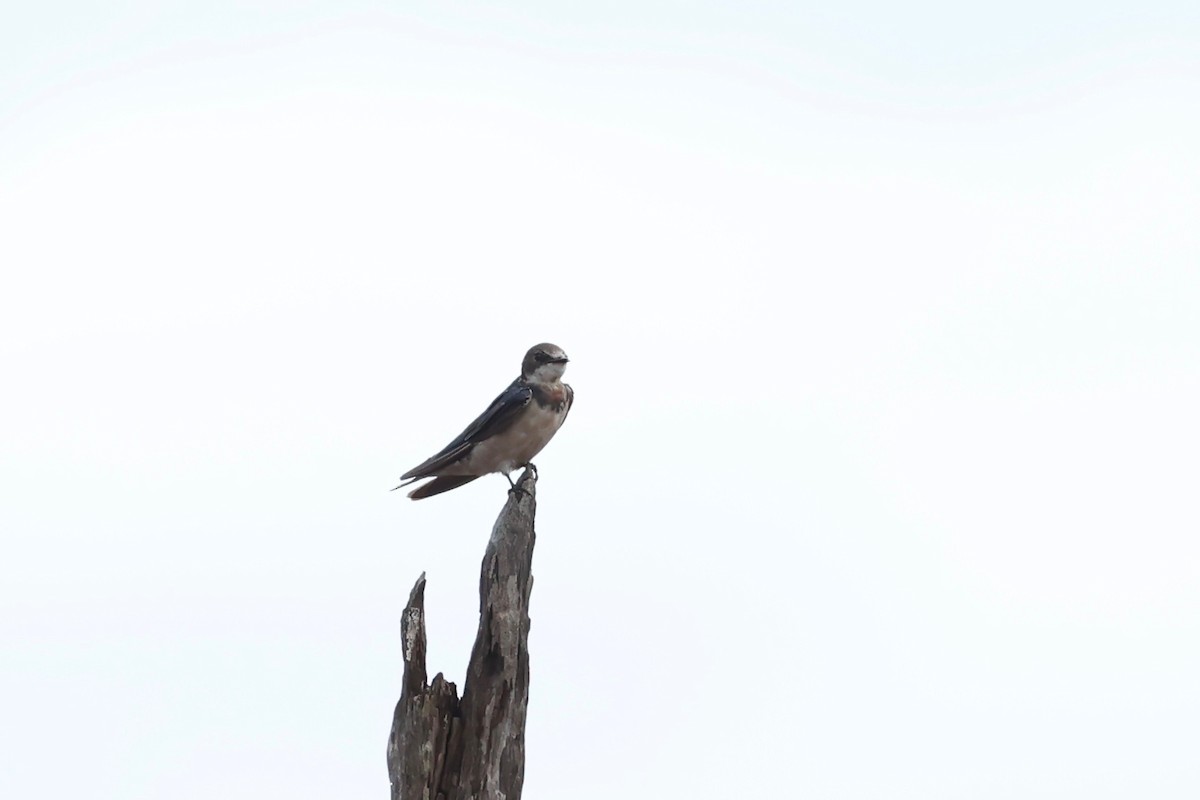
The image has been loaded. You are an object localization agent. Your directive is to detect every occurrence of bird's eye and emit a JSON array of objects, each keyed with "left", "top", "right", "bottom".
[{"left": 535, "top": 352, "right": 549, "bottom": 363}]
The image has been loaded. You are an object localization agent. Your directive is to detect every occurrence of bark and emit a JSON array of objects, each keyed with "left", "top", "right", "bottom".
[{"left": 387, "top": 468, "right": 537, "bottom": 800}]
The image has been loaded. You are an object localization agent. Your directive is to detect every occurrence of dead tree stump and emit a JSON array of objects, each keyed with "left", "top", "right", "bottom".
[{"left": 387, "top": 468, "right": 537, "bottom": 800}]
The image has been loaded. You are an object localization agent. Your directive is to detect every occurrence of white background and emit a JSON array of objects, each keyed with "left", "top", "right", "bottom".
[{"left": 2, "top": 2, "right": 1198, "bottom": 797}]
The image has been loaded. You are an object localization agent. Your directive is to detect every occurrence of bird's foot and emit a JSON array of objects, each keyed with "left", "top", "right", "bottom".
[{"left": 504, "top": 470, "right": 533, "bottom": 499}]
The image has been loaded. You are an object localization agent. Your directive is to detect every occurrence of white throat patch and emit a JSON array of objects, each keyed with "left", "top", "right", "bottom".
[{"left": 530, "top": 362, "right": 566, "bottom": 383}]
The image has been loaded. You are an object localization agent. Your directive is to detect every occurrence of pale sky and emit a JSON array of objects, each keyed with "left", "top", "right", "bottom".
[{"left": 2, "top": 3, "right": 1199, "bottom": 798}]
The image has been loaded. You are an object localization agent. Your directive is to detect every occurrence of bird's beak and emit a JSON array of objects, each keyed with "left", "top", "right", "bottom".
[{"left": 553, "top": 356, "right": 569, "bottom": 364}]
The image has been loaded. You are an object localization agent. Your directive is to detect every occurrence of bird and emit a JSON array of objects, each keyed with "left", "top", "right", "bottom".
[{"left": 394, "top": 343, "right": 574, "bottom": 500}]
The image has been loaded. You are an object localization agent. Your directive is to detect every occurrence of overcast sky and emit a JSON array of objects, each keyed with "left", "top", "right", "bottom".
[{"left": 2, "top": 2, "right": 1199, "bottom": 798}]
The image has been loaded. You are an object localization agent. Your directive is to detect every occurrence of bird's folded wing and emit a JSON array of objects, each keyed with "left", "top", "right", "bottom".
[{"left": 399, "top": 380, "right": 533, "bottom": 480}]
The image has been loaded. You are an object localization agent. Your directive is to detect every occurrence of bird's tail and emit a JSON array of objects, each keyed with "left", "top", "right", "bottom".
[{"left": 405, "top": 475, "right": 481, "bottom": 500}]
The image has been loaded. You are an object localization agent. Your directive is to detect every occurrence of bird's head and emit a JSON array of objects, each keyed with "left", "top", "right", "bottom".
[{"left": 521, "top": 343, "right": 569, "bottom": 383}]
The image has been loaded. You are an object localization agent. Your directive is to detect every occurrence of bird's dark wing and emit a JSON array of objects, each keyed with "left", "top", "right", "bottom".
[
  {"left": 398, "top": 379, "right": 533, "bottom": 481},
  {"left": 561, "top": 383, "right": 574, "bottom": 422}
]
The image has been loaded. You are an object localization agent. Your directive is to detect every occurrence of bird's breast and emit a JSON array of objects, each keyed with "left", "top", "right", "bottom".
[
  {"left": 467, "top": 400, "right": 568, "bottom": 474},
  {"left": 531, "top": 382, "right": 569, "bottom": 411}
]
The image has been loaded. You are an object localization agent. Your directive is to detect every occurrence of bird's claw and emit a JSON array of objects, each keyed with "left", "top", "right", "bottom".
[{"left": 505, "top": 466, "right": 535, "bottom": 499}]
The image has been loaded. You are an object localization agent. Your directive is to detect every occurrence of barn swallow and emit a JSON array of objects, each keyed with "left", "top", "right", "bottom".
[{"left": 394, "top": 343, "right": 574, "bottom": 500}]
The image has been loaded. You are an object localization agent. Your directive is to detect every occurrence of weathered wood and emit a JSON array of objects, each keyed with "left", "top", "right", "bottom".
[{"left": 387, "top": 468, "right": 537, "bottom": 800}]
